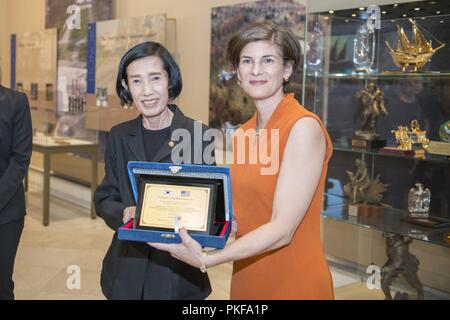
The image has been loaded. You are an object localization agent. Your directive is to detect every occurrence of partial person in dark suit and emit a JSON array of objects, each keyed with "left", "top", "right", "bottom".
[
  {"left": 94, "top": 42, "right": 215, "bottom": 300},
  {"left": 0, "top": 67, "right": 32, "bottom": 300}
]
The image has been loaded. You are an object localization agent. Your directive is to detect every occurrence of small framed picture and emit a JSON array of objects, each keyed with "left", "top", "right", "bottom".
[
  {"left": 46, "top": 83, "right": 54, "bottom": 101},
  {"left": 16, "top": 82, "right": 24, "bottom": 92},
  {"left": 30, "top": 83, "right": 38, "bottom": 100}
]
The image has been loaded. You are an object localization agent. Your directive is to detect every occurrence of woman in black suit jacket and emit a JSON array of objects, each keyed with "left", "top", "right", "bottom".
[
  {"left": 0, "top": 73, "right": 32, "bottom": 300},
  {"left": 94, "top": 42, "right": 215, "bottom": 300}
]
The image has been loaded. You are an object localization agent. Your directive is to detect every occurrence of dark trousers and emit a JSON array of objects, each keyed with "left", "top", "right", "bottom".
[{"left": 0, "top": 218, "right": 24, "bottom": 300}]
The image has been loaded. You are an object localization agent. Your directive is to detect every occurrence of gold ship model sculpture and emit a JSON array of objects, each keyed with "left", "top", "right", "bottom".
[{"left": 386, "top": 19, "right": 445, "bottom": 72}]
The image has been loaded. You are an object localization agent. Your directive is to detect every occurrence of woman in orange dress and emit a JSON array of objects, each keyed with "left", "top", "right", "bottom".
[{"left": 149, "top": 22, "right": 334, "bottom": 299}]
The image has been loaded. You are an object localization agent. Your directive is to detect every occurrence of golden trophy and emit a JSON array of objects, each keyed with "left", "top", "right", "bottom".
[
  {"left": 385, "top": 19, "right": 445, "bottom": 72},
  {"left": 381, "top": 120, "right": 429, "bottom": 158}
]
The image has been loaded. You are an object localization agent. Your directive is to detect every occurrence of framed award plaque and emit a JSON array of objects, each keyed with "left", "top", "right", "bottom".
[
  {"left": 118, "top": 162, "right": 232, "bottom": 248},
  {"left": 134, "top": 175, "right": 218, "bottom": 235}
]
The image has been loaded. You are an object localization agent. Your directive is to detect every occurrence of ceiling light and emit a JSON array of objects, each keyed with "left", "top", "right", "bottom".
[
  {"left": 393, "top": 4, "right": 398, "bottom": 7},
  {"left": 359, "top": 7, "right": 365, "bottom": 11},
  {"left": 382, "top": 11, "right": 387, "bottom": 14},
  {"left": 345, "top": 19, "right": 349, "bottom": 22},
  {"left": 351, "top": 13, "right": 357, "bottom": 17},
  {"left": 414, "top": 8, "right": 420, "bottom": 11},
  {"left": 436, "top": 11, "right": 441, "bottom": 14},
  {"left": 329, "top": 10, "right": 334, "bottom": 14}
]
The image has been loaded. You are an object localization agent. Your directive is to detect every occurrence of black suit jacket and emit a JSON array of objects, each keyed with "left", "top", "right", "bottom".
[
  {"left": 0, "top": 85, "right": 32, "bottom": 225},
  {"left": 94, "top": 105, "right": 214, "bottom": 300}
]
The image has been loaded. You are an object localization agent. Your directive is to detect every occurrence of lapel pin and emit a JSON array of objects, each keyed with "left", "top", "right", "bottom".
[{"left": 168, "top": 141, "right": 175, "bottom": 148}]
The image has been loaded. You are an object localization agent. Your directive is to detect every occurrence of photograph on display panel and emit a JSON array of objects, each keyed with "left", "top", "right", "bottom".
[{"left": 45, "top": 0, "right": 113, "bottom": 112}]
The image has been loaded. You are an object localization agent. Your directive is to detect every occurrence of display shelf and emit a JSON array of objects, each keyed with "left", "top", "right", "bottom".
[
  {"left": 306, "top": 71, "right": 450, "bottom": 80},
  {"left": 322, "top": 201, "right": 450, "bottom": 248},
  {"left": 332, "top": 142, "right": 450, "bottom": 164}
]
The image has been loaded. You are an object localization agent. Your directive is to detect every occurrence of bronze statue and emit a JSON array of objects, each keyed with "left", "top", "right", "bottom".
[
  {"left": 344, "top": 158, "right": 388, "bottom": 205},
  {"left": 354, "top": 81, "right": 389, "bottom": 140},
  {"left": 381, "top": 233, "right": 424, "bottom": 300}
]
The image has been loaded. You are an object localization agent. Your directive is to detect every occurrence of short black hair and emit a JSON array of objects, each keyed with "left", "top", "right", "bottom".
[{"left": 116, "top": 41, "right": 182, "bottom": 106}]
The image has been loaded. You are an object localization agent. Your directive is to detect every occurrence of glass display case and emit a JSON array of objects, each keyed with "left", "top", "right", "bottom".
[{"left": 303, "top": 1, "right": 450, "bottom": 299}]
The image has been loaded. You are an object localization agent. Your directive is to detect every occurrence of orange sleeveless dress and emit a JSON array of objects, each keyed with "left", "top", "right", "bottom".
[{"left": 229, "top": 93, "right": 334, "bottom": 300}]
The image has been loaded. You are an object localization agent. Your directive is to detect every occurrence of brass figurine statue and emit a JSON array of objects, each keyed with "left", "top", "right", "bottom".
[
  {"left": 381, "top": 233, "right": 424, "bottom": 300},
  {"left": 407, "top": 182, "right": 431, "bottom": 218},
  {"left": 386, "top": 19, "right": 445, "bottom": 72},
  {"left": 392, "top": 120, "right": 429, "bottom": 151},
  {"left": 344, "top": 158, "right": 389, "bottom": 205},
  {"left": 354, "top": 81, "right": 389, "bottom": 141}
]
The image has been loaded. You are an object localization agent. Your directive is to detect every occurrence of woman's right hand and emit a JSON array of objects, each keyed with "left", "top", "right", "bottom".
[{"left": 122, "top": 206, "right": 136, "bottom": 224}]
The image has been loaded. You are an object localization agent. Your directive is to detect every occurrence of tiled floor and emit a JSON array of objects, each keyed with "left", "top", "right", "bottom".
[{"left": 12, "top": 171, "right": 384, "bottom": 300}]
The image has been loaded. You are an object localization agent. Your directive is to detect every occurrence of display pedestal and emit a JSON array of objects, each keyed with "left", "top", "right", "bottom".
[
  {"left": 348, "top": 203, "right": 385, "bottom": 217},
  {"left": 351, "top": 137, "right": 386, "bottom": 149},
  {"left": 424, "top": 141, "right": 450, "bottom": 157},
  {"left": 379, "top": 146, "right": 425, "bottom": 158}
]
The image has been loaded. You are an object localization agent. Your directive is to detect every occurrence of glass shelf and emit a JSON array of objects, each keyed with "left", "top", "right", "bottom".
[
  {"left": 322, "top": 200, "right": 450, "bottom": 248},
  {"left": 306, "top": 71, "right": 450, "bottom": 80},
  {"left": 332, "top": 141, "right": 450, "bottom": 164}
]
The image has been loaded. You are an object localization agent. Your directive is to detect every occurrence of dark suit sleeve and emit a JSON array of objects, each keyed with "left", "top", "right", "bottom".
[
  {"left": 94, "top": 131, "right": 127, "bottom": 231},
  {"left": 0, "top": 94, "right": 32, "bottom": 213}
]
